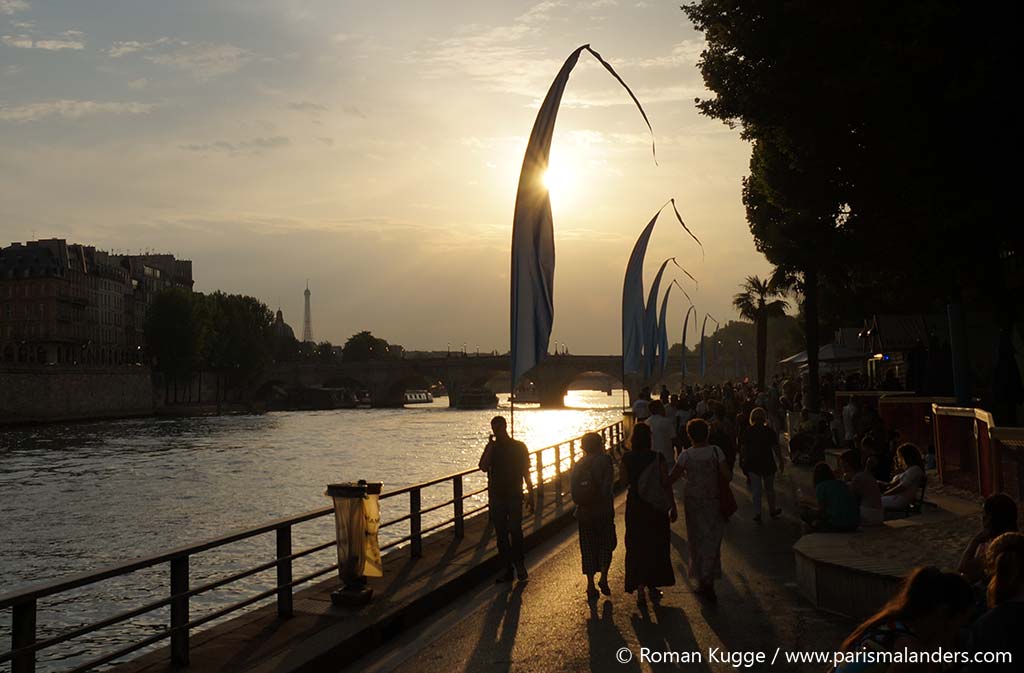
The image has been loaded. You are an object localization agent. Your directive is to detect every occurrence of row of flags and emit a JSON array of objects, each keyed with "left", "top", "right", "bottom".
[{"left": 509, "top": 44, "right": 712, "bottom": 390}]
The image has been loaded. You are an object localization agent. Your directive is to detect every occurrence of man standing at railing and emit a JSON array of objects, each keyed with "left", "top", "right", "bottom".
[{"left": 479, "top": 416, "right": 534, "bottom": 583}]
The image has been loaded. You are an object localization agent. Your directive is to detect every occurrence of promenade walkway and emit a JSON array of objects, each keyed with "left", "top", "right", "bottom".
[{"left": 344, "top": 469, "right": 856, "bottom": 673}]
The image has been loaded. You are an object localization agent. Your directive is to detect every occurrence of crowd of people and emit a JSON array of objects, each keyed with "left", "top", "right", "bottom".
[{"left": 475, "top": 375, "right": 1021, "bottom": 671}]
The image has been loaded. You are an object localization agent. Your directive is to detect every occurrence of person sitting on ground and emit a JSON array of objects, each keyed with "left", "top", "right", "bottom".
[
  {"left": 958, "top": 493, "right": 1019, "bottom": 585},
  {"left": 840, "top": 449, "right": 883, "bottom": 527},
  {"left": 861, "top": 433, "right": 892, "bottom": 483},
  {"left": 880, "top": 443, "right": 925, "bottom": 512},
  {"left": 924, "top": 444, "right": 937, "bottom": 471},
  {"left": 800, "top": 462, "right": 859, "bottom": 533},
  {"left": 966, "top": 532, "right": 1024, "bottom": 672},
  {"left": 831, "top": 567, "right": 974, "bottom": 673}
]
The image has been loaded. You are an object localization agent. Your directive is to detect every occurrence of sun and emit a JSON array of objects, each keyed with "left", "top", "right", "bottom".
[{"left": 541, "top": 161, "right": 575, "bottom": 205}]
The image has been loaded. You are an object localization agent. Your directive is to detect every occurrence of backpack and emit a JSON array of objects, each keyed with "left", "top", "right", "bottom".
[
  {"left": 637, "top": 454, "right": 671, "bottom": 511},
  {"left": 572, "top": 459, "right": 602, "bottom": 507}
]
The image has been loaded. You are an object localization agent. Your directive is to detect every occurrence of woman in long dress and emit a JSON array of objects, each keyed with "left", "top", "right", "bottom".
[
  {"left": 571, "top": 432, "right": 616, "bottom": 599},
  {"left": 620, "top": 423, "right": 676, "bottom": 606},
  {"left": 667, "top": 417, "right": 732, "bottom": 602}
]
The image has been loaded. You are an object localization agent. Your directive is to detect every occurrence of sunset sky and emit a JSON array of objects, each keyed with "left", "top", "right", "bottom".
[{"left": 0, "top": 0, "right": 770, "bottom": 353}]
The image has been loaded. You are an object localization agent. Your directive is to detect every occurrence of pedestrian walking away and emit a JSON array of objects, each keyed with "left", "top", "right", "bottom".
[
  {"left": 571, "top": 432, "right": 616, "bottom": 599},
  {"left": 479, "top": 415, "right": 534, "bottom": 583}
]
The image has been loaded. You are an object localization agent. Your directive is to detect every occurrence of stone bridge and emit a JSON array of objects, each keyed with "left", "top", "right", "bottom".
[{"left": 257, "top": 355, "right": 684, "bottom": 408}]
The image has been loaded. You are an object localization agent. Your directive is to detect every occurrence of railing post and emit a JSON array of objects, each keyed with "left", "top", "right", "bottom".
[
  {"left": 410, "top": 487, "right": 422, "bottom": 557},
  {"left": 170, "top": 556, "right": 189, "bottom": 667},
  {"left": 12, "top": 599, "right": 36, "bottom": 673},
  {"left": 554, "top": 443, "right": 562, "bottom": 503},
  {"left": 453, "top": 475, "right": 465, "bottom": 539},
  {"left": 569, "top": 438, "right": 576, "bottom": 468},
  {"left": 535, "top": 452, "right": 544, "bottom": 509},
  {"left": 276, "top": 525, "right": 293, "bottom": 618}
]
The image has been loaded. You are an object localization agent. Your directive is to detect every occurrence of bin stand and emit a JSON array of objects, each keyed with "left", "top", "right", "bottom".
[{"left": 326, "top": 480, "right": 383, "bottom": 607}]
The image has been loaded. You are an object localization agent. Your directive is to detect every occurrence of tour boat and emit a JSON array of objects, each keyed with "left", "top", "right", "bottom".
[{"left": 404, "top": 390, "right": 434, "bottom": 404}]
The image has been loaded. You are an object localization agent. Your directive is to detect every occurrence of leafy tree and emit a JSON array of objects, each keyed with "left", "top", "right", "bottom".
[
  {"left": 145, "top": 288, "right": 205, "bottom": 381},
  {"left": 342, "top": 331, "right": 393, "bottom": 362},
  {"left": 733, "top": 275, "right": 789, "bottom": 391}
]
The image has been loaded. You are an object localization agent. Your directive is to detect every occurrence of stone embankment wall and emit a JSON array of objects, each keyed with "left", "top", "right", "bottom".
[{"left": 0, "top": 365, "right": 155, "bottom": 424}]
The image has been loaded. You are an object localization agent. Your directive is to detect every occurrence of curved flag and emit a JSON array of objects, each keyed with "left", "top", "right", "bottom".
[
  {"left": 699, "top": 314, "right": 709, "bottom": 377},
  {"left": 511, "top": 44, "right": 655, "bottom": 385},
  {"left": 681, "top": 305, "right": 696, "bottom": 378},
  {"left": 643, "top": 257, "right": 673, "bottom": 379},
  {"left": 657, "top": 282, "right": 673, "bottom": 377},
  {"left": 669, "top": 198, "right": 703, "bottom": 259},
  {"left": 622, "top": 209, "right": 661, "bottom": 375},
  {"left": 670, "top": 258, "right": 699, "bottom": 290}
]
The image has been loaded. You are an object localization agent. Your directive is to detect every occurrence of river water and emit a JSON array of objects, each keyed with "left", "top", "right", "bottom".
[{"left": 0, "top": 390, "right": 625, "bottom": 672}]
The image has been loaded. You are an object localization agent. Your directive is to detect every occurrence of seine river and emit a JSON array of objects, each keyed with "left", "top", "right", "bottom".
[{"left": 0, "top": 390, "right": 624, "bottom": 671}]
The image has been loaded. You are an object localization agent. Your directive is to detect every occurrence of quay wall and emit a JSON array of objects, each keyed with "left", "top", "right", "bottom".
[{"left": 0, "top": 365, "right": 155, "bottom": 424}]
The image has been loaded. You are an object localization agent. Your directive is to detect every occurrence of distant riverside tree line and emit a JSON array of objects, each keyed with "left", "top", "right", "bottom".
[
  {"left": 144, "top": 289, "right": 401, "bottom": 395},
  {"left": 684, "top": 0, "right": 1014, "bottom": 409}
]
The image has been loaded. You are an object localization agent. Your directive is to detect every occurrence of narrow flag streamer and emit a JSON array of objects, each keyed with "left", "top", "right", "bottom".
[
  {"left": 699, "top": 314, "right": 709, "bottom": 377},
  {"left": 511, "top": 44, "right": 655, "bottom": 385},
  {"left": 643, "top": 257, "right": 673, "bottom": 380},
  {"left": 657, "top": 282, "right": 673, "bottom": 377},
  {"left": 622, "top": 209, "right": 661, "bottom": 375},
  {"left": 681, "top": 305, "right": 696, "bottom": 378}
]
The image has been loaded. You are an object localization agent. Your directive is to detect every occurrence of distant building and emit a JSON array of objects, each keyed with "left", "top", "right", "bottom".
[{"left": 0, "top": 239, "right": 193, "bottom": 366}]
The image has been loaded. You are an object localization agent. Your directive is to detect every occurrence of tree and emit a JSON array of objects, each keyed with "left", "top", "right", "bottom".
[
  {"left": 145, "top": 288, "right": 205, "bottom": 382},
  {"left": 733, "top": 275, "right": 789, "bottom": 391},
  {"left": 342, "top": 331, "right": 392, "bottom": 362}
]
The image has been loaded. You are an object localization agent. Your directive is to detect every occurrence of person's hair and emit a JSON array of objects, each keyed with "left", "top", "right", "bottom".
[
  {"left": 840, "top": 567, "right": 973, "bottom": 652},
  {"left": 490, "top": 416, "right": 507, "bottom": 429},
  {"left": 984, "top": 493, "right": 1019, "bottom": 538},
  {"left": 812, "top": 462, "right": 835, "bottom": 485},
  {"left": 649, "top": 400, "right": 665, "bottom": 416},
  {"left": 986, "top": 532, "right": 1024, "bottom": 608},
  {"left": 748, "top": 407, "right": 767, "bottom": 426},
  {"left": 840, "top": 449, "right": 862, "bottom": 471},
  {"left": 630, "top": 422, "right": 652, "bottom": 452},
  {"left": 581, "top": 432, "right": 604, "bottom": 456},
  {"left": 896, "top": 443, "right": 924, "bottom": 469},
  {"left": 686, "top": 418, "right": 710, "bottom": 444}
]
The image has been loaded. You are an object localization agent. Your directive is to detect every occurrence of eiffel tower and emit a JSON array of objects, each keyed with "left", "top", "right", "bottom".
[{"left": 302, "top": 281, "right": 313, "bottom": 343}]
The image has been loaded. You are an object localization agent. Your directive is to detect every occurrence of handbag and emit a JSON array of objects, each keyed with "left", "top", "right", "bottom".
[{"left": 715, "top": 450, "right": 738, "bottom": 519}]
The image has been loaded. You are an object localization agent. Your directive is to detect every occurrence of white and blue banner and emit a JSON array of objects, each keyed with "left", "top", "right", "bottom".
[{"left": 511, "top": 45, "right": 653, "bottom": 385}]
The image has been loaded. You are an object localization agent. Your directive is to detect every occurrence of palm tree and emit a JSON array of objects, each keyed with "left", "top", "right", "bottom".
[{"left": 733, "top": 275, "right": 789, "bottom": 391}]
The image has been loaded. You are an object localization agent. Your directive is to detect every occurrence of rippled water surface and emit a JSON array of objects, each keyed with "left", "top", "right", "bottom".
[{"left": 0, "top": 391, "right": 625, "bottom": 672}]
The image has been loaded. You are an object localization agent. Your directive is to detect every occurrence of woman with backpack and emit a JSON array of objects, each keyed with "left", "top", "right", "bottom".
[
  {"left": 571, "top": 432, "right": 616, "bottom": 599},
  {"left": 620, "top": 422, "right": 676, "bottom": 606}
]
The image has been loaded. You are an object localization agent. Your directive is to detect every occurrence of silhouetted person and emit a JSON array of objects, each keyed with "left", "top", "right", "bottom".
[
  {"left": 479, "top": 416, "right": 533, "bottom": 582},
  {"left": 966, "top": 532, "right": 1024, "bottom": 672},
  {"left": 571, "top": 432, "right": 616, "bottom": 599},
  {"left": 740, "top": 407, "right": 784, "bottom": 522},
  {"left": 832, "top": 567, "right": 973, "bottom": 673}
]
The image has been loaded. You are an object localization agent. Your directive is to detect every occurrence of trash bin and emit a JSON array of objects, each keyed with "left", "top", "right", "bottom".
[{"left": 326, "top": 480, "right": 383, "bottom": 606}]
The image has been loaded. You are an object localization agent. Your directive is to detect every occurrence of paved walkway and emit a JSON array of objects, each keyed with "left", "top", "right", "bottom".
[{"left": 345, "top": 468, "right": 855, "bottom": 673}]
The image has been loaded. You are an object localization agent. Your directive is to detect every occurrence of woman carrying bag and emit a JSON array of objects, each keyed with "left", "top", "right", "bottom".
[
  {"left": 571, "top": 432, "right": 616, "bottom": 599},
  {"left": 620, "top": 423, "right": 677, "bottom": 607},
  {"left": 667, "top": 418, "right": 733, "bottom": 602}
]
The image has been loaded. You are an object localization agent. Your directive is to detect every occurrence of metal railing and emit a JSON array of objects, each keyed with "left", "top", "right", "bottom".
[{"left": 0, "top": 420, "right": 624, "bottom": 673}]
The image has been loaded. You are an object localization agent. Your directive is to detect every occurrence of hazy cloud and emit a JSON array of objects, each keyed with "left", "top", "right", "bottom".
[
  {"left": 147, "top": 42, "right": 253, "bottom": 81},
  {"left": 0, "top": 99, "right": 157, "bottom": 122},
  {"left": 288, "top": 101, "right": 328, "bottom": 113},
  {"left": 0, "top": 0, "right": 29, "bottom": 15},
  {"left": 180, "top": 135, "right": 290, "bottom": 154},
  {"left": 107, "top": 37, "right": 170, "bottom": 58},
  {"left": 127, "top": 77, "right": 148, "bottom": 90},
  {"left": 2, "top": 28, "right": 85, "bottom": 50}
]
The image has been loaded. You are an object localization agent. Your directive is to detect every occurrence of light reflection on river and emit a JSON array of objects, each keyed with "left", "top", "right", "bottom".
[{"left": 0, "top": 390, "right": 624, "bottom": 671}]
